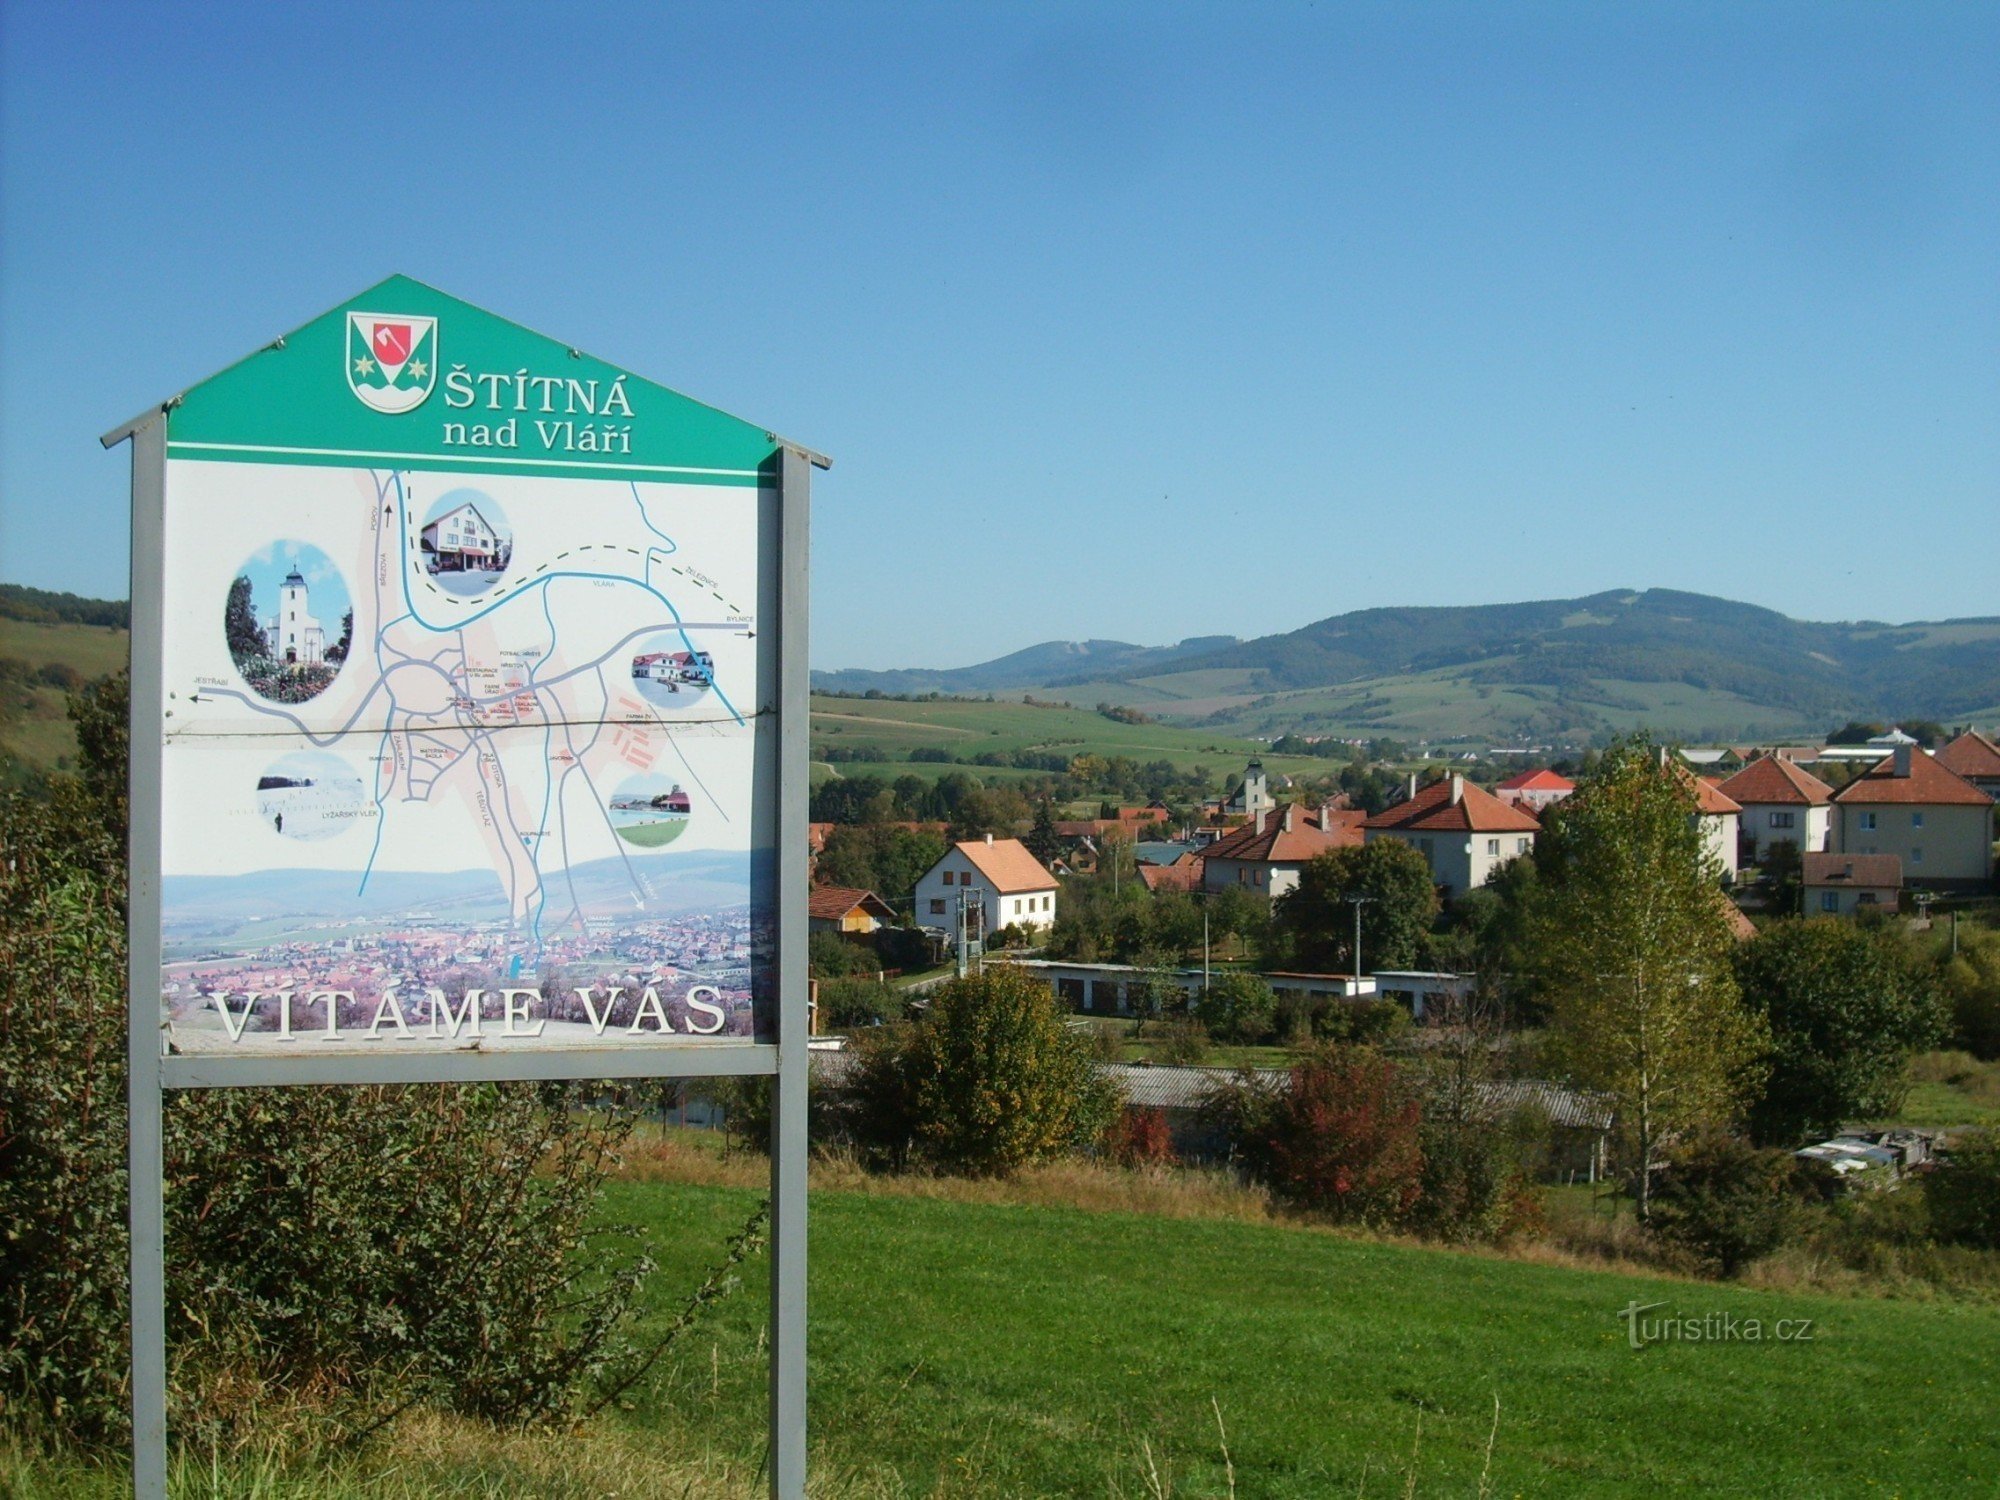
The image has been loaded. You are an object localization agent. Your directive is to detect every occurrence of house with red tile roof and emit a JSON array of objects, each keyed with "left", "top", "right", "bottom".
[
  {"left": 1362, "top": 774, "right": 1540, "bottom": 901},
  {"left": 1830, "top": 746, "right": 1994, "bottom": 889},
  {"left": 1803, "top": 852, "right": 1903, "bottom": 916},
  {"left": 807, "top": 886, "right": 897, "bottom": 935},
  {"left": 1937, "top": 730, "right": 2000, "bottom": 800},
  {"left": 913, "top": 835, "right": 1060, "bottom": 936},
  {"left": 1199, "top": 803, "right": 1364, "bottom": 901},
  {"left": 1717, "top": 755, "right": 1835, "bottom": 864},
  {"left": 1137, "top": 853, "right": 1204, "bottom": 894},
  {"left": 1494, "top": 768, "right": 1574, "bottom": 813}
]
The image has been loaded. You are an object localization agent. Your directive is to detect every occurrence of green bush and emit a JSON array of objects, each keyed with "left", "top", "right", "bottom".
[
  {"left": 0, "top": 677, "right": 659, "bottom": 1447},
  {"left": 1644, "top": 1133, "right": 1800, "bottom": 1276},
  {"left": 1154, "top": 1016, "right": 1210, "bottom": 1065},
  {"left": 1194, "top": 971, "right": 1276, "bottom": 1044},
  {"left": 816, "top": 977, "right": 905, "bottom": 1029},
  {"left": 1928, "top": 1130, "right": 2000, "bottom": 1250}
]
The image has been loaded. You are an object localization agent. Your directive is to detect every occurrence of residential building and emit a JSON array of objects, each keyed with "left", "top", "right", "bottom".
[
  {"left": 420, "top": 499, "right": 504, "bottom": 574},
  {"left": 913, "top": 835, "right": 1059, "bottom": 936},
  {"left": 1937, "top": 730, "right": 2000, "bottom": 800},
  {"left": 1830, "top": 747, "right": 1994, "bottom": 889},
  {"left": 1198, "top": 803, "right": 1363, "bottom": 901},
  {"left": 1717, "top": 755, "right": 1835, "bottom": 864},
  {"left": 1494, "top": 768, "right": 1574, "bottom": 813},
  {"left": 1689, "top": 774, "right": 1743, "bottom": 883},
  {"left": 1803, "top": 852, "right": 1903, "bottom": 916},
  {"left": 807, "top": 886, "right": 897, "bottom": 936},
  {"left": 1361, "top": 775, "right": 1539, "bottom": 901}
]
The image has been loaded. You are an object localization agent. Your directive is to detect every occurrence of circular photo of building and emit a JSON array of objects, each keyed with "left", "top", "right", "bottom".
[
  {"left": 607, "top": 772, "right": 692, "bottom": 849},
  {"left": 255, "top": 750, "right": 372, "bottom": 841},
  {"left": 225, "top": 542, "right": 352, "bottom": 705},
  {"left": 629, "top": 631, "right": 716, "bottom": 708},
  {"left": 420, "top": 488, "right": 513, "bottom": 598}
]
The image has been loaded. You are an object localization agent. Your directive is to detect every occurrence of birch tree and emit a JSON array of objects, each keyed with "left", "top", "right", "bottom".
[{"left": 1530, "top": 739, "right": 1767, "bottom": 1218}]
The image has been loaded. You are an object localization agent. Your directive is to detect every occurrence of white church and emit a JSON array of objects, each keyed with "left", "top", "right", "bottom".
[{"left": 262, "top": 567, "right": 325, "bottom": 665}]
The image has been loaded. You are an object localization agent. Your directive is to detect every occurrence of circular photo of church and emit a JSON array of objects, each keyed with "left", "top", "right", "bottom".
[
  {"left": 628, "top": 630, "right": 716, "bottom": 708},
  {"left": 256, "top": 750, "right": 372, "bottom": 841},
  {"left": 225, "top": 541, "right": 352, "bottom": 705},
  {"left": 607, "top": 772, "right": 692, "bottom": 849},
  {"left": 420, "top": 488, "right": 513, "bottom": 598}
]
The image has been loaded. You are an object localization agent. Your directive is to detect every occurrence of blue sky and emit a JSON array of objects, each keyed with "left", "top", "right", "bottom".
[{"left": 2, "top": 2, "right": 1994, "bottom": 670}]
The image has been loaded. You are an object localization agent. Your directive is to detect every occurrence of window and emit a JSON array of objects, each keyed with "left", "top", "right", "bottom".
[
  {"left": 1911, "top": 847, "right": 1923, "bottom": 864},
  {"left": 1517, "top": 838, "right": 1530, "bottom": 854},
  {"left": 1860, "top": 812, "right": 1878, "bottom": 831},
  {"left": 1486, "top": 839, "right": 1500, "bottom": 856},
  {"left": 1912, "top": 812, "right": 1924, "bottom": 829},
  {"left": 1820, "top": 892, "right": 1839, "bottom": 912},
  {"left": 929, "top": 899, "right": 945, "bottom": 915},
  {"left": 1418, "top": 838, "right": 1433, "bottom": 857},
  {"left": 942, "top": 871, "right": 956, "bottom": 886},
  {"left": 1771, "top": 811, "right": 1794, "bottom": 829},
  {"left": 1012, "top": 899, "right": 1023, "bottom": 916}
]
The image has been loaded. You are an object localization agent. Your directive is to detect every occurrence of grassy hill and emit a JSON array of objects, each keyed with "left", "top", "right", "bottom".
[
  {"left": 818, "top": 589, "right": 2000, "bottom": 745},
  {"left": 0, "top": 617, "right": 129, "bottom": 773}
]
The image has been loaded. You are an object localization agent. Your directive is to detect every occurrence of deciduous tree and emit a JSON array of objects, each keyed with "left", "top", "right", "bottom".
[{"left": 1275, "top": 839, "right": 1439, "bottom": 974}]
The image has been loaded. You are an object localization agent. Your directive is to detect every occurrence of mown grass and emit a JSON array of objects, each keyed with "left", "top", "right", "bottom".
[{"left": 1881, "top": 1050, "right": 2000, "bottom": 1129}]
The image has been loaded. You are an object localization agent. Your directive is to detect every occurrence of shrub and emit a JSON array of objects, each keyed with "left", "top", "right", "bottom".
[
  {"left": 1154, "top": 1016, "right": 1210, "bottom": 1065},
  {"left": 1106, "top": 1106, "right": 1176, "bottom": 1167},
  {"left": 1213, "top": 1045, "right": 1425, "bottom": 1227},
  {"left": 817, "top": 977, "right": 905, "bottom": 1029},
  {"left": 1194, "top": 971, "right": 1276, "bottom": 1044},
  {"left": 1645, "top": 1133, "right": 1800, "bottom": 1276},
  {"left": 1928, "top": 1130, "right": 2000, "bottom": 1250}
]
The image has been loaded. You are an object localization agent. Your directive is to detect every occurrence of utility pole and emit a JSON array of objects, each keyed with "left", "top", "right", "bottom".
[{"left": 1345, "top": 892, "right": 1375, "bottom": 992}]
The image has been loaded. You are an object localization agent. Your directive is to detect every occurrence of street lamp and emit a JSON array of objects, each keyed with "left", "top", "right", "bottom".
[{"left": 1345, "top": 892, "right": 1376, "bottom": 990}]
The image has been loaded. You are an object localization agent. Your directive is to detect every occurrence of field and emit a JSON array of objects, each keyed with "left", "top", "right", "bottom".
[
  {"left": 13, "top": 1169, "right": 2000, "bottom": 1497},
  {"left": 0, "top": 618, "right": 129, "bottom": 769},
  {"left": 811, "top": 693, "right": 1337, "bottom": 787}
]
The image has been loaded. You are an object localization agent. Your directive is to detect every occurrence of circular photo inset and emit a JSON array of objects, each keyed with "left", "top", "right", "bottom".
[
  {"left": 226, "top": 542, "right": 351, "bottom": 705},
  {"left": 420, "top": 488, "right": 512, "bottom": 597},
  {"left": 256, "top": 750, "right": 372, "bottom": 841},
  {"left": 628, "top": 631, "right": 716, "bottom": 708},
  {"left": 607, "top": 772, "right": 692, "bottom": 849}
]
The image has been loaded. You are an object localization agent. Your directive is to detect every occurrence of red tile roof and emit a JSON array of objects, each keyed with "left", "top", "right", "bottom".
[
  {"left": 1829, "top": 750, "right": 1993, "bottom": 807},
  {"left": 807, "top": 886, "right": 896, "bottom": 922},
  {"left": 1717, "top": 755, "right": 1834, "bottom": 808},
  {"left": 1363, "top": 777, "right": 1541, "bottom": 834},
  {"left": 1202, "top": 805, "right": 1364, "bottom": 863},
  {"left": 1689, "top": 773, "right": 1743, "bottom": 816},
  {"left": 1937, "top": 731, "right": 2000, "bottom": 781},
  {"left": 954, "top": 837, "right": 1059, "bottom": 893},
  {"left": 1803, "top": 852, "right": 1903, "bottom": 889},
  {"left": 1496, "top": 768, "right": 1574, "bottom": 792},
  {"left": 1138, "top": 858, "right": 1203, "bottom": 893}
]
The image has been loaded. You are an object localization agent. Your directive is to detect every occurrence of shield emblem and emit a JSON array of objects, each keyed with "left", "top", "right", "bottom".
[{"left": 347, "top": 312, "right": 438, "bottom": 414}]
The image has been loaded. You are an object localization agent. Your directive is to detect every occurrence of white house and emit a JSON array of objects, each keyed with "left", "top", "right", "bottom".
[
  {"left": 262, "top": 567, "right": 325, "bottom": 665},
  {"left": 1493, "top": 768, "right": 1574, "bottom": 813},
  {"left": 1716, "top": 754, "right": 1834, "bottom": 864},
  {"left": 1362, "top": 775, "right": 1540, "bottom": 902},
  {"left": 422, "top": 501, "right": 505, "bottom": 574},
  {"left": 913, "top": 835, "right": 1058, "bottom": 938}
]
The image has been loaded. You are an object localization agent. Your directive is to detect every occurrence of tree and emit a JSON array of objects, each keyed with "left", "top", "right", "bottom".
[
  {"left": 327, "top": 607, "right": 354, "bottom": 663},
  {"left": 1023, "top": 800, "right": 1062, "bottom": 867},
  {"left": 1194, "top": 970, "right": 1277, "bottom": 1044},
  {"left": 1645, "top": 1132, "right": 1800, "bottom": 1276},
  {"left": 1529, "top": 738, "right": 1768, "bottom": 1218},
  {"left": 223, "top": 574, "right": 266, "bottom": 659},
  {"left": 1275, "top": 840, "right": 1439, "bottom": 974},
  {"left": 1735, "top": 919, "right": 1947, "bottom": 1145},
  {"left": 901, "top": 967, "right": 1119, "bottom": 1176}
]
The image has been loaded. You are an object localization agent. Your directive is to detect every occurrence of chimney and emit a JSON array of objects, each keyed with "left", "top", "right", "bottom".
[
  {"left": 1407, "top": 773, "right": 1419, "bottom": 801},
  {"left": 1450, "top": 774, "right": 1465, "bottom": 805},
  {"left": 984, "top": 832, "right": 995, "bottom": 845},
  {"left": 1893, "top": 745, "right": 1913, "bottom": 778},
  {"left": 1282, "top": 804, "right": 1295, "bottom": 832},
  {"left": 1253, "top": 809, "right": 1266, "bottom": 835}
]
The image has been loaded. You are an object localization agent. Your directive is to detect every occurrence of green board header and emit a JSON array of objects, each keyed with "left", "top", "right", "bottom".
[{"left": 156, "top": 275, "right": 788, "bottom": 485}]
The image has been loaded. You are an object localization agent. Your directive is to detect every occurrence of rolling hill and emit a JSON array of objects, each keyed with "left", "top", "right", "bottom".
[{"left": 816, "top": 589, "right": 2000, "bottom": 744}]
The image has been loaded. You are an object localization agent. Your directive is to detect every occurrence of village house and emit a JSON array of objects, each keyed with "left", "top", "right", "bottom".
[
  {"left": 262, "top": 566, "right": 325, "bottom": 665},
  {"left": 1202, "top": 759, "right": 1277, "bottom": 824},
  {"left": 1717, "top": 754, "right": 1835, "bottom": 865},
  {"left": 913, "top": 835, "right": 1059, "bottom": 937},
  {"left": 1803, "top": 852, "right": 1903, "bottom": 915},
  {"left": 1199, "top": 802, "right": 1363, "bottom": 901},
  {"left": 807, "top": 886, "right": 897, "bottom": 936},
  {"left": 1937, "top": 729, "right": 2000, "bottom": 801},
  {"left": 420, "top": 499, "right": 505, "bottom": 574},
  {"left": 1829, "top": 746, "right": 1995, "bottom": 889},
  {"left": 1687, "top": 770, "right": 1743, "bottom": 883},
  {"left": 1362, "top": 775, "right": 1539, "bottom": 901},
  {"left": 1493, "top": 767, "right": 1574, "bottom": 813}
]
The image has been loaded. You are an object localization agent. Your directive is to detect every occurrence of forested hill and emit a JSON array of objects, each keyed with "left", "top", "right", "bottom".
[
  {"left": 0, "top": 584, "right": 129, "bottom": 630},
  {"left": 813, "top": 589, "right": 2000, "bottom": 739}
]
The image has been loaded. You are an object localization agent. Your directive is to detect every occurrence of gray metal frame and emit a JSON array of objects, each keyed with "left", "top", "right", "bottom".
[{"left": 105, "top": 412, "right": 820, "bottom": 1500}]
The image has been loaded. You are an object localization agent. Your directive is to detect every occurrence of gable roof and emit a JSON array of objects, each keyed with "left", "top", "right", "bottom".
[
  {"left": 1363, "top": 777, "right": 1541, "bottom": 834},
  {"left": 1138, "top": 859, "right": 1203, "bottom": 893},
  {"left": 1937, "top": 730, "right": 2000, "bottom": 781},
  {"left": 1496, "top": 768, "right": 1574, "bottom": 792},
  {"left": 807, "top": 886, "right": 896, "bottom": 922},
  {"left": 1688, "top": 772, "right": 1742, "bottom": 816},
  {"left": 951, "top": 837, "right": 1058, "bottom": 893},
  {"left": 1718, "top": 755, "right": 1834, "bottom": 808},
  {"left": 1201, "top": 805, "right": 1364, "bottom": 864},
  {"left": 1803, "top": 852, "right": 1903, "bottom": 889},
  {"left": 1830, "top": 750, "right": 1993, "bottom": 807}
]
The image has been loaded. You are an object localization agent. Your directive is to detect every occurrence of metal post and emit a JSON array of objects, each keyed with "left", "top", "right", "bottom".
[
  {"left": 769, "top": 446, "right": 812, "bottom": 1499},
  {"left": 125, "top": 415, "right": 169, "bottom": 1500}
]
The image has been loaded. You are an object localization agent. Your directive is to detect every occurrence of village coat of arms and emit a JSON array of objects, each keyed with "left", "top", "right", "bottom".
[{"left": 346, "top": 312, "right": 438, "bottom": 414}]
